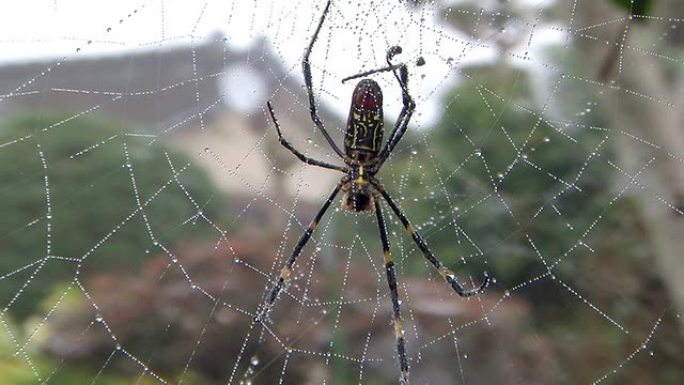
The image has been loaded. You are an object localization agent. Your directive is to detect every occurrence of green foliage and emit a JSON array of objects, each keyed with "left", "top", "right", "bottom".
[
  {"left": 611, "top": 0, "right": 653, "bottom": 18},
  {"left": 0, "top": 358, "right": 162, "bottom": 385},
  {"left": 382, "top": 65, "right": 615, "bottom": 288},
  {"left": 0, "top": 310, "right": 166, "bottom": 385},
  {"left": 0, "top": 113, "right": 225, "bottom": 321}
]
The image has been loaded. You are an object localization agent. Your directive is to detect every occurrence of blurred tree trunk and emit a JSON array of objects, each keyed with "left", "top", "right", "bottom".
[
  {"left": 573, "top": 0, "right": 684, "bottom": 330},
  {"left": 425, "top": 0, "right": 684, "bottom": 329}
]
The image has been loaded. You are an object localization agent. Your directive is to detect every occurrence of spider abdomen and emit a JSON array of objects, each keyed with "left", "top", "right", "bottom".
[{"left": 344, "top": 79, "right": 384, "bottom": 164}]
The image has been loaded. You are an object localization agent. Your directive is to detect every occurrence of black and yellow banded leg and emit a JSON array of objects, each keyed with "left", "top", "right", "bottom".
[
  {"left": 254, "top": 184, "right": 342, "bottom": 323},
  {"left": 374, "top": 183, "right": 491, "bottom": 297},
  {"left": 375, "top": 204, "right": 410, "bottom": 385}
]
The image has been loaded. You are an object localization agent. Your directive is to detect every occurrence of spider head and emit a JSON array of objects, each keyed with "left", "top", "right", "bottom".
[{"left": 341, "top": 166, "right": 375, "bottom": 212}]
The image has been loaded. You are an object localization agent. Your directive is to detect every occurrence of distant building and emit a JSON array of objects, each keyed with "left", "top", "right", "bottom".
[{"left": 0, "top": 34, "right": 341, "bottom": 202}]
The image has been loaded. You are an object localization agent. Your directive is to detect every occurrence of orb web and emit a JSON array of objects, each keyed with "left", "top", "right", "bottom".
[{"left": 0, "top": 1, "right": 682, "bottom": 384}]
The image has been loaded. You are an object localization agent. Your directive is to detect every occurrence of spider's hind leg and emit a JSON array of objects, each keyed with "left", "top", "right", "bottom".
[
  {"left": 373, "top": 181, "right": 492, "bottom": 297},
  {"left": 254, "top": 183, "right": 342, "bottom": 323},
  {"left": 375, "top": 203, "right": 410, "bottom": 384}
]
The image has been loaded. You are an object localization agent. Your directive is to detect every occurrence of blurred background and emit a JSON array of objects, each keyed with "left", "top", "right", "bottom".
[{"left": 1, "top": 0, "right": 683, "bottom": 384}]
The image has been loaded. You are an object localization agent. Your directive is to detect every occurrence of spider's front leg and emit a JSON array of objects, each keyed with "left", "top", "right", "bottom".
[
  {"left": 375, "top": 203, "right": 410, "bottom": 385},
  {"left": 254, "top": 183, "right": 342, "bottom": 323},
  {"left": 301, "top": 0, "right": 347, "bottom": 160},
  {"left": 375, "top": 47, "right": 418, "bottom": 169}
]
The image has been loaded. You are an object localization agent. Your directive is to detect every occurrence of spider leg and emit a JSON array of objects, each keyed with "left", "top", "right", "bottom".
[
  {"left": 267, "top": 101, "right": 346, "bottom": 172},
  {"left": 254, "top": 183, "right": 342, "bottom": 323},
  {"left": 375, "top": 203, "right": 410, "bottom": 385},
  {"left": 302, "top": 0, "right": 347, "bottom": 160},
  {"left": 340, "top": 47, "right": 415, "bottom": 84},
  {"left": 340, "top": 63, "right": 404, "bottom": 83},
  {"left": 372, "top": 180, "right": 492, "bottom": 297},
  {"left": 375, "top": 48, "right": 416, "bottom": 169}
]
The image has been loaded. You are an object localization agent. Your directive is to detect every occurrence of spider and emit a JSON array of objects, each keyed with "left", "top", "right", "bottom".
[{"left": 255, "top": 1, "right": 491, "bottom": 383}]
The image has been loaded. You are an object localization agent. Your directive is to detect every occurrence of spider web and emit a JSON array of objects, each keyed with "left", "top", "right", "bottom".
[{"left": 1, "top": 0, "right": 683, "bottom": 384}]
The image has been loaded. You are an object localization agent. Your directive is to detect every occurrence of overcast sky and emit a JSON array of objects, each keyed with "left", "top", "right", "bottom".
[{"left": 0, "top": 0, "right": 560, "bottom": 125}]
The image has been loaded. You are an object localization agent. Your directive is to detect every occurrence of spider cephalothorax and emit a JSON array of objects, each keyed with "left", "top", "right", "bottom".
[
  {"left": 341, "top": 165, "right": 376, "bottom": 212},
  {"left": 256, "top": 1, "right": 492, "bottom": 384}
]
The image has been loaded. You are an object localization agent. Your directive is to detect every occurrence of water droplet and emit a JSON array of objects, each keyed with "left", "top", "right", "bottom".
[{"left": 250, "top": 356, "right": 260, "bottom": 366}]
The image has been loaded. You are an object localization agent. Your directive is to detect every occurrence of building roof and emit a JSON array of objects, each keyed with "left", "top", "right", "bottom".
[{"left": 0, "top": 34, "right": 344, "bottom": 202}]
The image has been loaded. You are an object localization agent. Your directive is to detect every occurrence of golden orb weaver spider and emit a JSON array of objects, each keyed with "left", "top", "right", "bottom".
[{"left": 255, "top": 1, "right": 492, "bottom": 383}]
